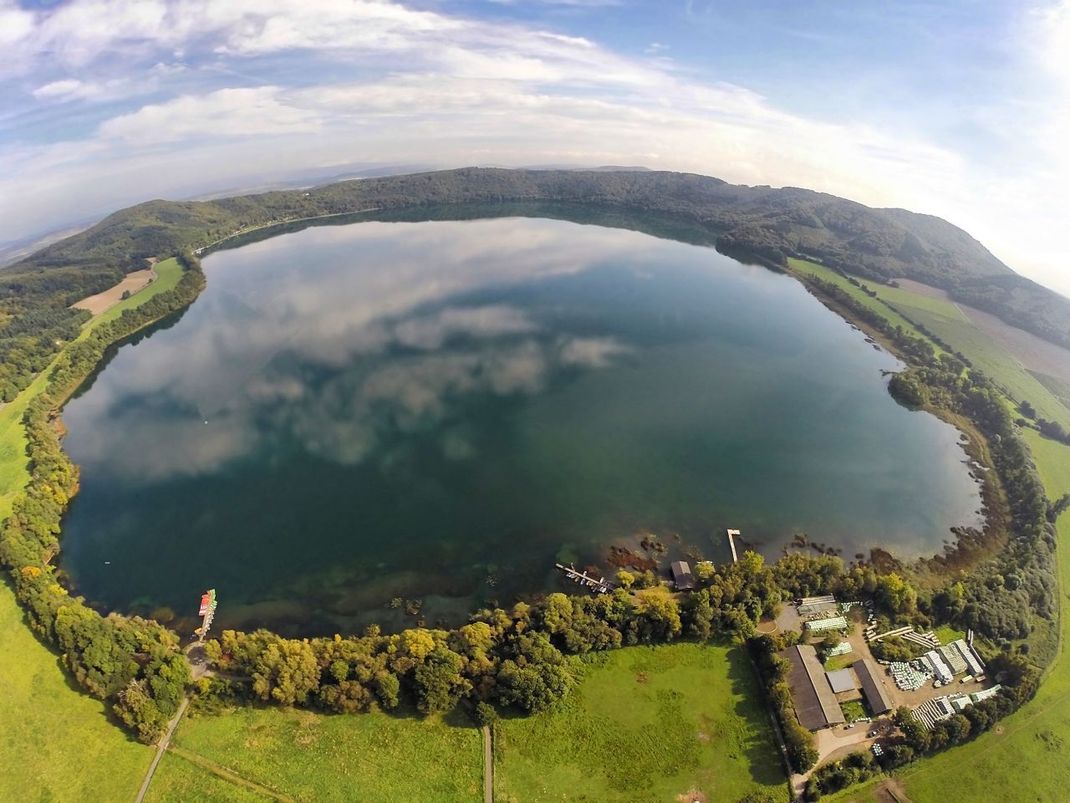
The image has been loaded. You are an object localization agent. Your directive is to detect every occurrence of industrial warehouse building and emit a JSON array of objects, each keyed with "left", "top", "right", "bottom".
[
  {"left": 853, "top": 658, "right": 893, "bottom": 714},
  {"left": 826, "top": 668, "right": 856, "bottom": 695},
  {"left": 780, "top": 644, "right": 846, "bottom": 730}
]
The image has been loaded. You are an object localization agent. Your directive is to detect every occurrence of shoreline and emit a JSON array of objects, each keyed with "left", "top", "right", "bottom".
[
  {"left": 788, "top": 264, "right": 1009, "bottom": 579},
  {"left": 2, "top": 209, "right": 1045, "bottom": 636}
]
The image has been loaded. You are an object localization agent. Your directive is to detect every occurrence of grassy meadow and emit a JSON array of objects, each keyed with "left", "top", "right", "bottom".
[
  {"left": 0, "top": 258, "right": 187, "bottom": 802},
  {"left": 882, "top": 299, "right": 1070, "bottom": 429},
  {"left": 493, "top": 641, "right": 787, "bottom": 803},
  {"left": 787, "top": 259, "right": 924, "bottom": 338},
  {"left": 146, "top": 752, "right": 272, "bottom": 803},
  {"left": 0, "top": 580, "right": 152, "bottom": 801},
  {"left": 168, "top": 706, "right": 483, "bottom": 802}
]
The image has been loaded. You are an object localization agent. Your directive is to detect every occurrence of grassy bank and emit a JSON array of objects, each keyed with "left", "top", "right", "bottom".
[
  {"left": 879, "top": 294, "right": 1070, "bottom": 429},
  {"left": 494, "top": 641, "right": 787, "bottom": 802},
  {"left": 167, "top": 706, "right": 483, "bottom": 802},
  {"left": 0, "top": 580, "right": 152, "bottom": 801},
  {"left": 787, "top": 259, "right": 924, "bottom": 339}
]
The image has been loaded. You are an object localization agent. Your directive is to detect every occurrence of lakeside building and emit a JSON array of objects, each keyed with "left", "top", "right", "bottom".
[
  {"left": 670, "top": 561, "right": 695, "bottom": 591},
  {"left": 780, "top": 644, "right": 846, "bottom": 731}
]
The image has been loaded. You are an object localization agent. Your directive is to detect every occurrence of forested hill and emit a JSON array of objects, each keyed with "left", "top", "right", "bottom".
[{"left": 3, "top": 168, "right": 1067, "bottom": 399}]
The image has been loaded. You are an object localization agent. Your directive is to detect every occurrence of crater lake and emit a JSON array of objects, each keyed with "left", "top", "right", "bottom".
[{"left": 59, "top": 211, "right": 983, "bottom": 634}]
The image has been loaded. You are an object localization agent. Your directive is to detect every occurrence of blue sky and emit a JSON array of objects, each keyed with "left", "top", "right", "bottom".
[{"left": 1, "top": 0, "right": 1068, "bottom": 293}]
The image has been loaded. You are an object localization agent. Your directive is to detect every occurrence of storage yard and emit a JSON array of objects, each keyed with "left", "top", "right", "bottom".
[{"left": 779, "top": 594, "right": 1003, "bottom": 768}]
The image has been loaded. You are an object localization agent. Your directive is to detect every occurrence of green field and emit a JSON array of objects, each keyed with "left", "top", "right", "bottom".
[
  {"left": 0, "top": 258, "right": 184, "bottom": 519},
  {"left": 0, "top": 356, "right": 53, "bottom": 519},
  {"left": 866, "top": 283, "right": 1070, "bottom": 430},
  {"left": 494, "top": 641, "right": 787, "bottom": 802},
  {"left": 1031, "top": 370, "right": 1070, "bottom": 409},
  {"left": 84, "top": 257, "right": 183, "bottom": 334},
  {"left": 788, "top": 259, "right": 1070, "bottom": 431},
  {"left": 0, "top": 580, "right": 152, "bottom": 801},
  {"left": 787, "top": 259, "right": 924, "bottom": 338},
  {"left": 869, "top": 283, "right": 968, "bottom": 321},
  {"left": 0, "top": 257, "right": 188, "bottom": 803},
  {"left": 147, "top": 752, "right": 271, "bottom": 803},
  {"left": 167, "top": 706, "right": 483, "bottom": 802},
  {"left": 897, "top": 307, "right": 1070, "bottom": 427}
]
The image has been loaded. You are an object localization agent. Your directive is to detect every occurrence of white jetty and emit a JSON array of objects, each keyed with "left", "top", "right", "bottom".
[{"left": 726, "top": 529, "right": 740, "bottom": 563}]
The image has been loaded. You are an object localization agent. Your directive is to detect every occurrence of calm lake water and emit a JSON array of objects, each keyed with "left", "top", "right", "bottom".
[{"left": 59, "top": 213, "right": 982, "bottom": 634}]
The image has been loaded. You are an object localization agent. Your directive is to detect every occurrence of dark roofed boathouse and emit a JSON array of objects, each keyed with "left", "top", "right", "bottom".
[{"left": 670, "top": 560, "right": 695, "bottom": 591}]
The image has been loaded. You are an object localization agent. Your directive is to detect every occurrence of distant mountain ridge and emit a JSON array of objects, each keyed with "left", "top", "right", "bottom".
[{"left": 10, "top": 166, "right": 1069, "bottom": 350}]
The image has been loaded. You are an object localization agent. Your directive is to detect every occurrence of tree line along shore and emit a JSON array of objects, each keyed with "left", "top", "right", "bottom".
[
  {"left": 0, "top": 172, "right": 1068, "bottom": 800},
  {"left": 6, "top": 167, "right": 1070, "bottom": 405}
]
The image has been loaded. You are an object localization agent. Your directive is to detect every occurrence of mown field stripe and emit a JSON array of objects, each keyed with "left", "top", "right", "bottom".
[{"left": 166, "top": 746, "right": 293, "bottom": 802}]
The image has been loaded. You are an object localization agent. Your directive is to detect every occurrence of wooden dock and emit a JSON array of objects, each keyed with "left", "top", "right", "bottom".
[
  {"left": 726, "top": 529, "right": 740, "bottom": 563},
  {"left": 555, "top": 563, "right": 613, "bottom": 594}
]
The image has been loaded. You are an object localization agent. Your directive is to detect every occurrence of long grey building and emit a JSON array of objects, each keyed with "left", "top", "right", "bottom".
[
  {"left": 853, "top": 658, "right": 894, "bottom": 715},
  {"left": 781, "top": 644, "right": 846, "bottom": 730}
]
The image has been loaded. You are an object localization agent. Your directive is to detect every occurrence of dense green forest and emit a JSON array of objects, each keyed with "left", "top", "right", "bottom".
[{"left": 4, "top": 168, "right": 1069, "bottom": 406}]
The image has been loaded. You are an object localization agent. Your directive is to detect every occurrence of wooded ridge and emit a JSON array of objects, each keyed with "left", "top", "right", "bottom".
[{"left": 3, "top": 168, "right": 1067, "bottom": 403}]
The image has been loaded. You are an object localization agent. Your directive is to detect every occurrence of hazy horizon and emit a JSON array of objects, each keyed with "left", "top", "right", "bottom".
[{"left": 2, "top": 1, "right": 1068, "bottom": 295}]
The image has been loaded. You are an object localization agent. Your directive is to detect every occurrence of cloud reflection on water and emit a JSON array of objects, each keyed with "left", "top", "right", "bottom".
[{"left": 68, "top": 219, "right": 653, "bottom": 482}]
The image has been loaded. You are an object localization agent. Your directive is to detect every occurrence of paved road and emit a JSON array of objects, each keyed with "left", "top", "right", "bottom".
[
  {"left": 482, "top": 724, "right": 493, "bottom": 803},
  {"left": 134, "top": 696, "right": 190, "bottom": 803}
]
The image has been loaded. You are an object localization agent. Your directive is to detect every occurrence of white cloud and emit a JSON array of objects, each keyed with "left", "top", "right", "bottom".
[
  {"left": 97, "top": 87, "right": 321, "bottom": 143},
  {"left": 32, "top": 78, "right": 86, "bottom": 99},
  {"left": 0, "top": 1, "right": 34, "bottom": 50},
  {"left": 1035, "top": 0, "right": 1070, "bottom": 84},
  {"left": 0, "top": 0, "right": 1067, "bottom": 296},
  {"left": 31, "top": 76, "right": 145, "bottom": 102}
]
